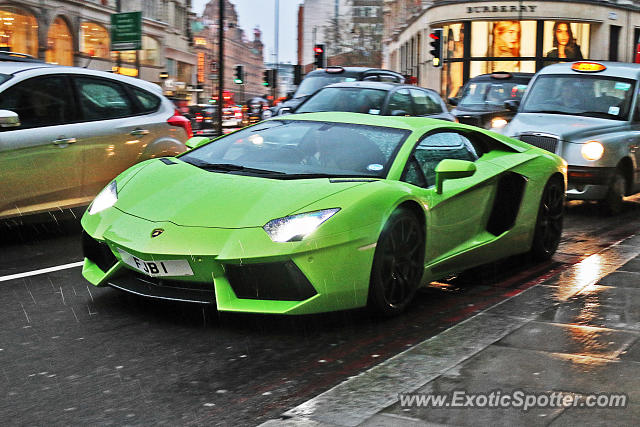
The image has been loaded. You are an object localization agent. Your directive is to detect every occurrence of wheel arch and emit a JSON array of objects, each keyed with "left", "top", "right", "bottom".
[{"left": 617, "top": 156, "right": 633, "bottom": 195}]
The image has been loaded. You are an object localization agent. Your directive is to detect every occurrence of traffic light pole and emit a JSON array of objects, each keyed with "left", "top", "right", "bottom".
[{"left": 216, "top": 0, "right": 224, "bottom": 136}]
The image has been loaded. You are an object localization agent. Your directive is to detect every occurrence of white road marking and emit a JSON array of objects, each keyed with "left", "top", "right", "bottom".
[{"left": 0, "top": 261, "right": 84, "bottom": 283}]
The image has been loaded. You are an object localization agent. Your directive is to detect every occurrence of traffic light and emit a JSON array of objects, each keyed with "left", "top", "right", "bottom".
[
  {"left": 314, "top": 44, "right": 325, "bottom": 68},
  {"left": 234, "top": 64, "right": 244, "bottom": 84},
  {"left": 429, "top": 29, "right": 443, "bottom": 67},
  {"left": 263, "top": 69, "right": 271, "bottom": 87}
]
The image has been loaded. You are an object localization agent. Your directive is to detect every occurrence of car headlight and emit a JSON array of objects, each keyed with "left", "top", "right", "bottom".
[
  {"left": 490, "top": 117, "right": 508, "bottom": 129},
  {"left": 88, "top": 181, "right": 118, "bottom": 215},
  {"left": 581, "top": 140, "right": 604, "bottom": 161},
  {"left": 262, "top": 109, "right": 273, "bottom": 119},
  {"left": 263, "top": 208, "right": 340, "bottom": 242}
]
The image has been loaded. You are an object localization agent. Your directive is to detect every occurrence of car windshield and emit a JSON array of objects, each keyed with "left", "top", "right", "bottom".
[
  {"left": 520, "top": 74, "right": 635, "bottom": 120},
  {"left": 458, "top": 81, "right": 528, "bottom": 111},
  {"left": 294, "top": 75, "right": 357, "bottom": 97},
  {"left": 180, "top": 119, "right": 410, "bottom": 179},
  {"left": 296, "top": 88, "right": 387, "bottom": 114}
]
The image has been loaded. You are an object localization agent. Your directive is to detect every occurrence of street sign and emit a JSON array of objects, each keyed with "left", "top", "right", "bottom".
[{"left": 111, "top": 12, "right": 142, "bottom": 51}]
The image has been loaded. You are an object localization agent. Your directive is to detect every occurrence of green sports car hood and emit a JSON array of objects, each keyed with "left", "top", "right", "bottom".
[{"left": 114, "top": 158, "right": 367, "bottom": 228}]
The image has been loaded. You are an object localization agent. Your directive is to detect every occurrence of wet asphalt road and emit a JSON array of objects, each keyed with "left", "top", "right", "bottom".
[{"left": 1, "top": 198, "right": 640, "bottom": 425}]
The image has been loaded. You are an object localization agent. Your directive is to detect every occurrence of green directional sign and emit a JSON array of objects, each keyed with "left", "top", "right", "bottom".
[{"left": 111, "top": 11, "right": 142, "bottom": 51}]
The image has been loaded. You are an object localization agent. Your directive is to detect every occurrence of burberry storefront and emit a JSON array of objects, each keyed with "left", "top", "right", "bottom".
[{"left": 387, "top": 0, "right": 640, "bottom": 97}]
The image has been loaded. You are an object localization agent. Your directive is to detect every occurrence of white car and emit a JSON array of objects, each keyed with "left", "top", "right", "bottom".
[{"left": 0, "top": 61, "right": 191, "bottom": 220}]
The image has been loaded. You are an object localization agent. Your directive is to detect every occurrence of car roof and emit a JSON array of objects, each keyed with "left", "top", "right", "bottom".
[
  {"left": 537, "top": 61, "right": 640, "bottom": 80},
  {"left": 322, "top": 81, "right": 432, "bottom": 91},
  {"left": 0, "top": 62, "right": 163, "bottom": 94},
  {"left": 305, "top": 66, "right": 403, "bottom": 78},
  {"left": 468, "top": 72, "right": 534, "bottom": 82}
]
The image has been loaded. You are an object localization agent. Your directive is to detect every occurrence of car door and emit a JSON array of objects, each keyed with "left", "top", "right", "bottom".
[
  {"left": 0, "top": 74, "right": 83, "bottom": 218},
  {"left": 401, "top": 130, "right": 502, "bottom": 263},
  {"left": 71, "top": 75, "right": 150, "bottom": 198}
]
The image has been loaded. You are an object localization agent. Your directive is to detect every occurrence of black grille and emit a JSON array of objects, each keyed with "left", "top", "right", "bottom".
[
  {"left": 225, "top": 261, "right": 317, "bottom": 301},
  {"left": 82, "top": 231, "right": 117, "bottom": 272},
  {"left": 108, "top": 270, "right": 216, "bottom": 304},
  {"left": 519, "top": 134, "right": 558, "bottom": 153}
]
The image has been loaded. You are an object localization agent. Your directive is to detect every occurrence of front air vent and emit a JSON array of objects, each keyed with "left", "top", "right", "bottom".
[{"left": 518, "top": 133, "right": 559, "bottom": 153}]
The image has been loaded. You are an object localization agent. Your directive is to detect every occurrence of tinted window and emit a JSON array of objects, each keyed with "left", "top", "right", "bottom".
[
  {"left": 75, "top": 77, "right": 133, "bottom": 120},
  {"left": 410, "top": 89, "right": 444, "bottom": 115},
  {"left": 180, "top": 120, "right": 410, "bottom": 178},
  {"left": 458, "top": 81, "right": 528, "bottom": 111},
  {"left": 387, "top": 89, "right": 414, "bottom": 115},
  {"left": 296, "top": 87, "right": 387, "bottom": 114},
  {"left": 413, "top": 132, "right": 479, "bottom": 187},
  {"left": 133, "top": 87, "right": 161, "bottom": 112},
  {"left": 0, "top": 75, "right": 74, "bottom": 130}
]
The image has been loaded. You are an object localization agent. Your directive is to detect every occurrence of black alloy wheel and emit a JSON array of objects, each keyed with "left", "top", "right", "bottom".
[
  {"left": 368, "top": 208, "right": 425, "bottom": 316},
  {"left": 531, "top": 177, "right": 565, "bottom": 260}
]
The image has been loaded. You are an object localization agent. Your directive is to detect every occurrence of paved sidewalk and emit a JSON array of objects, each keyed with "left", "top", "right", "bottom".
[{"left": 262, "top": 234, "right": 640, "bottom": 426}]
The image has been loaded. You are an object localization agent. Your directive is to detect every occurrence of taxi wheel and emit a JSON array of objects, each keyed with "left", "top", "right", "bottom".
[
  {"left": 601, "top": 170, "right": 626, "bottom": 215},
  {"left": 368, "top": 209, "right": 425, "bottom": 317}
]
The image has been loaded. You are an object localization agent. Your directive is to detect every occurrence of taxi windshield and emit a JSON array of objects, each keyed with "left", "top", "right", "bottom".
[
  {"left": 521, "top": 74, "right": 635, "bottom": 121},
  {"left": 458, "top": 81, "right": 528, "bottom": 111},
  {"left": 180, "top": 120, "right": 410, "bottom": 179}
]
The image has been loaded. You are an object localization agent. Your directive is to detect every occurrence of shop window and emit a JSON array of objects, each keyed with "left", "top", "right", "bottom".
[
  {"left": 46, "top": 17, "right": 73, "bottom": 66},
  {"left": 470, "top": 60, "right": 536, "bottom": 77},
  {"left": 80, "top": 22, "right": 110, "bottom": 58},
  {"left": 111, "top": 36, "right": 160, "bottom": 66},
  {"left": 542, "top": 21, "right": 590, "bottom": 63},
  {"left": 0, "top": 7, "right": 38, "bottom": 56}
]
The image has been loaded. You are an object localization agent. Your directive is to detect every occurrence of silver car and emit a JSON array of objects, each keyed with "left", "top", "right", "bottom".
[
  {"left": 0, "top": 63, "right": 190, "bottom": 220},
  {"left": 503, "top": 61, "right": 640, "bottom": 213}
]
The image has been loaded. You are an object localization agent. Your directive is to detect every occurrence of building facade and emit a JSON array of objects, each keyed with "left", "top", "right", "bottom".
[
  {"left": 384, "top": 0, "right": 640, "bottom": 97},
  {"left": 0, "top": 0, "right": 195, "bottom": 97},
  {"left": 198, "top": 0, "right": 265, "bottom": 103}
]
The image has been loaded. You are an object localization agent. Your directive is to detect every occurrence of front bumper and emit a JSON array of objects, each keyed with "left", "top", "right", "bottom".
[
  {"left": 81, "top": 210, "right": 378, "bottom": 314},
  {"left": 566, "top": 166, "right": 616, "bottom": 200}
]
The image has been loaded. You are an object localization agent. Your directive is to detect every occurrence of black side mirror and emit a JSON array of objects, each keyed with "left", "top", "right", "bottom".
[
  {"left": 447, "top": 97, "right": 459, "bottom": 106},
  {"left": 504, "top": 100, "right": 520, "bottom": 112}
]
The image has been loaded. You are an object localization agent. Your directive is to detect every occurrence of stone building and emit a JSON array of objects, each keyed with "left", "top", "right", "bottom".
[
  {"left": 197, "top": 0, "right": 265, "bottom": 103},
  {"left": 0, "top": 0, "right": 196, "bottom": 96},
  {"left": 384, "top": 0, "right": 640, "bottom": 97}
]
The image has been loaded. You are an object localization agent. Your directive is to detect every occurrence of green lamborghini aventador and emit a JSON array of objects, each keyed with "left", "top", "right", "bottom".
[{"left": 81, "top": 112, "right": 566, "bottom": 316}]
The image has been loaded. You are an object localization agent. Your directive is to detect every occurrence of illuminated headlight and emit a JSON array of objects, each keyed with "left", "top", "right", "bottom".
[
  {"left": 262, "top": 109, "right": 273, "bottom": 119},
  {"left": 263, "top": 208, "right": 340, "bottom": 242},
  {"left": 490, "top": 117, "right": 508, "bottom": 129},
  {"left": 88, "top": 181, "right": 117, "bottom": 215},
  {"left": 581, "top": 141, "right": 604, "bottom": 161}
]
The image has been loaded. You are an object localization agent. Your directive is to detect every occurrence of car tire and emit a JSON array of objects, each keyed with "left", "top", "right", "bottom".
[
  {"left": 368, "top": 208, "right": 425, "bottom": 316},
  {"left": 600, "top": 170, "right": 626, "bottom": 215},
  {"left": 530, "top": 177, "right": 565, "bottom": 261}
]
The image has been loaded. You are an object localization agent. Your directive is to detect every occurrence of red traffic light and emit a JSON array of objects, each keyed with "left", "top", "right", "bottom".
[
  {"left": 314, "top": 46, "right": 324, "bottom": 53},
  {"left": 429, "top": 33, "right": 439, "bottom": 40}
]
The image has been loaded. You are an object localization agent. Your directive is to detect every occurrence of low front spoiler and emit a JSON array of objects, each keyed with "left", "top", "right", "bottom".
[{"left": 107, "top": 272, "right": 216, "bottom": 304}]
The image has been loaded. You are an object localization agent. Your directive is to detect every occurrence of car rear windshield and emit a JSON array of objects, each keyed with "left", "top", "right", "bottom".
[
  {"left": 458, "top": 80, "right": 528, "bottom": 111},
  {"left": 296, "top": 88, "right": 387, "bottom": 114},
  {"left": 180, "top": 120, "right": 410, "bottom": 179},
  {"left": 294, "top": 75, "right": 358, "bottom": 97},
  {"left": 520, "top": 74, "right": 635, "bottom": 121}
]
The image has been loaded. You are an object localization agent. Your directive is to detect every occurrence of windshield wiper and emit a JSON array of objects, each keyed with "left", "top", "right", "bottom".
[
  {"left": 573, "top": 111, "right": 621, "bottom": 120},
  {"left": 267, "top": 173, "right": 380, "bottom": 180},
  {"left": 187, "top": 161, "right": 284, "bottom": 175},
  {"left": 525, "top": 109, "right": 575, "bottom": 115}
]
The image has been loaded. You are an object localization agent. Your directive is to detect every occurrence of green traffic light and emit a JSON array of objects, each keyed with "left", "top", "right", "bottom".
[{"left": 234, "top": 78, "right": 243, "bottom": 84}]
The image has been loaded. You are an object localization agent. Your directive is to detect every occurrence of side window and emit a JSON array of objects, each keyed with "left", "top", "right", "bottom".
[
  {"left": 0, "top": 75, "right": 74, "bottom": 130},
  {"left": 132, "top": 87, "right": 161, "bottom": 113},
  {"left": 402, "top": 157, "right": 427, "bottom": 187},
  {"left": 387, "top": 89, "right": 414, "bottom": 115},
  {"left": 75, "top": 77, "right": 133, "bottom": 120},
  {"left": 413, "top": 132, "right": 479, "bottom": 187},
  {"left": 410, "top": 89, "right": 444, "bottom": 115}
]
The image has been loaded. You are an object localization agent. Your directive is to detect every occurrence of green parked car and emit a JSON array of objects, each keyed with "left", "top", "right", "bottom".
[{"left": 81, "top": 112, "right": 566, "bottom": 316}]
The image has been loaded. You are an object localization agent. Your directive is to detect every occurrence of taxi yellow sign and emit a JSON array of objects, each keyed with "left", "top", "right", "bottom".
[{"left": 571, "top": 62, "right": 606, "bottom": 73}]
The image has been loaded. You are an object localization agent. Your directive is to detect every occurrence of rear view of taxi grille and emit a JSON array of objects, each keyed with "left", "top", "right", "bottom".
[{"left": 518, "top": 134, "right": 559, "bottom": 153}]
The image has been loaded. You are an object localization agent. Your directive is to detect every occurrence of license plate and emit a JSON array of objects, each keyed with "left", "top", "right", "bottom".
[{"left": 117, "top": 248, "right": 194, "bottom": 277}]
